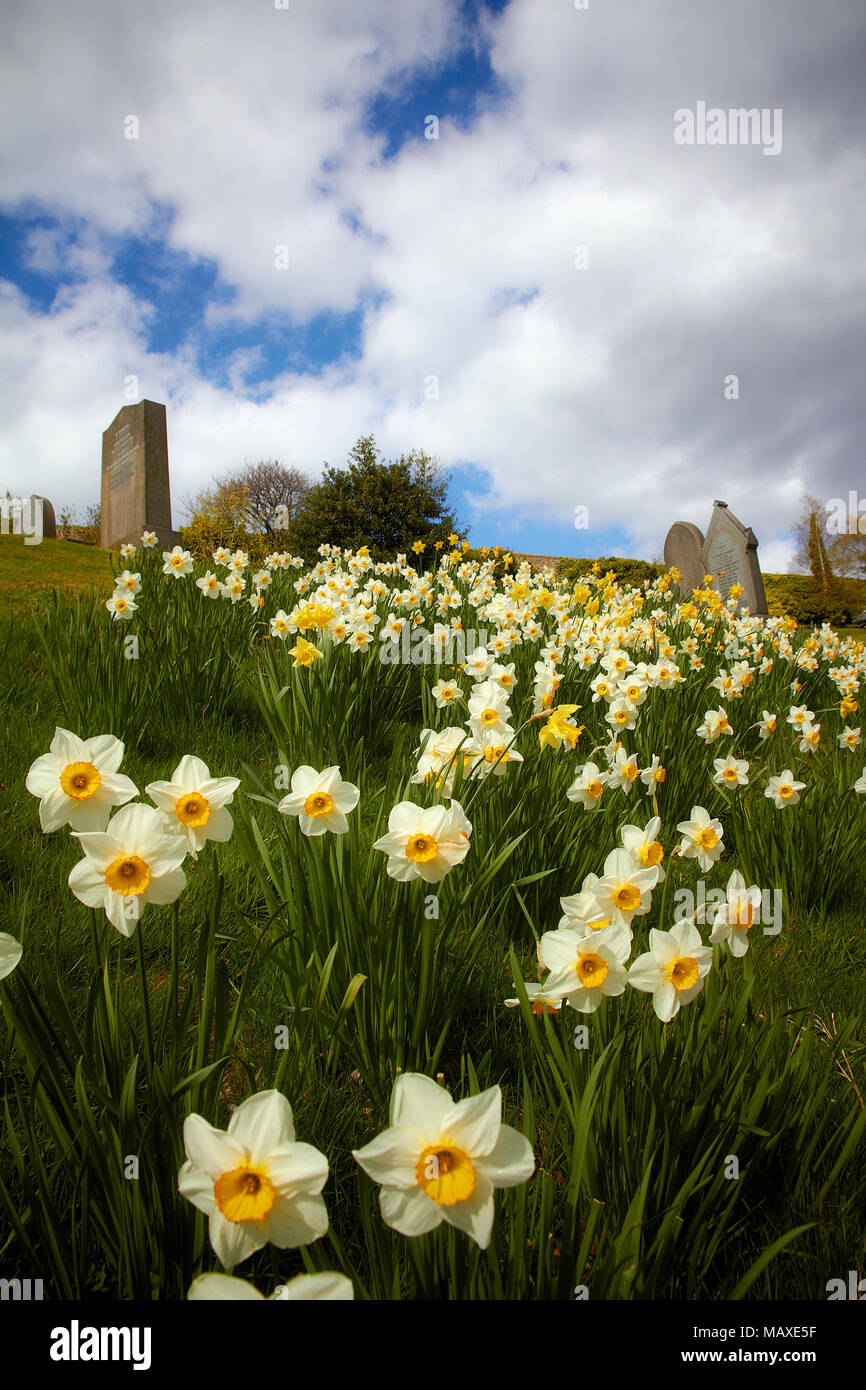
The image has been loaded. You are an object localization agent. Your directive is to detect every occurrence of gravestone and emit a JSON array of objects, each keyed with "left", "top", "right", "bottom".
[
  {"left": 663, "top": 521, "right": 705, "bottom": 597},
  {"left": 100, "top": 400, "right": 181, "bottom": 551},
  {"left": 701, "top": 501, "right": 768, "bottom": 615},
  {"left": 663, "top": 501, "right": 768, "bottom": 615},
  {"left": 32, "top": 496, "right": 57, "bottom": 539}
]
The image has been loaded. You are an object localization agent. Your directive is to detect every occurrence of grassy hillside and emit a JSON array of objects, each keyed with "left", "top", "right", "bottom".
[{"left": 0, "top": 533, "right": 120, "bottom": 619}]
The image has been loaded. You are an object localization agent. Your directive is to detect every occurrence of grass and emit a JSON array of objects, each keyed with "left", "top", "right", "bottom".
[{"left": 0, "top": 533, "right": 121, "bottom": 620}]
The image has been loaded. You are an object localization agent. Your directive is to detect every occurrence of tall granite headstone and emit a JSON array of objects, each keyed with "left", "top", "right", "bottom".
[
  {"left": 100, "top": 400, "right": 181, "bottom": 551},
  {"left": 663, "top": 501, "right": 768, "bottom": 615}
]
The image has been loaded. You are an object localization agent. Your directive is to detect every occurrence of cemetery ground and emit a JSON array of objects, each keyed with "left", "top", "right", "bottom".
[{"left": 0, "top": 535, "right": 865, "bottom": 1301}]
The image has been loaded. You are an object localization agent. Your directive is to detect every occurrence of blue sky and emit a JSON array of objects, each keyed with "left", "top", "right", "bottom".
[{"left": 1, "top": 0, "right": 864, "bottom": 566}]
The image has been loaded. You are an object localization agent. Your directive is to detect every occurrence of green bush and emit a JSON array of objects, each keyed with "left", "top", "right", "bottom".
[{"left": 764, "top": 573, "right": 866, "bottom": 626}]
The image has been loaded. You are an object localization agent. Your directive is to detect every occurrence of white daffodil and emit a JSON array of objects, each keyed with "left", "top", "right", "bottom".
[
  {"left": 474, "top": 731, "right": 523, "bottom": 778},
  {"left": 270, "top": 609, "right": 292, "bottom": 640},
  {"left": 141, "top": 531, "right": 157, "bottom": 548},
  {"left": 0, "top": 933, "right": 23, "bottom": 981},
  {"left": 605, "top": 746, "right": 641, "bottom": 795},
  {"left": 786, "top": 704, "right": 814, "bottom": 729},
  {"left": 712, "top": 755, "right": 750, "bottom": 789},
  {"left": 566, "top": 762, "right": 608, "bottom": 809},
  {"left": 105, "top": 591, "right": 138, "bottom": 621},
  {"left": 466, "top": 681, "right": 512, "bottom": 737},
  {"left": 676, "top": 805, "right": 725, "bottom": 871},
  {"left": 627, "top": 922, "right": 713, "bottom": 1021},
  {"left": 196, "top": 571, "right": 222, "bottom": 599},
  {"left": 604, "top": 697, "right": 639, "bottom": 733},
  {"left": 764, "top": 769, "right": 806, "bottom": 808},
  {"left": 854, "top": 767, "right": 866, "bottom": 795},
  {"left": 620, "top": 815, "right": 666, "bottom": 882},
  {"left": 838, "top": 727, "right": 860, "bottom": 752},
  {"left": 696, "top": 707, "right": 733, "bottom": 744},
  {"left": 120, "top": 542, "right": 136, "bottom": 558},
  {"left": 188, "top": 1272, "right": 353, "bottom": 1301},
  {"left": 558, "top": 875, "right": 612, "bottom": 932},
  {"left": 373, "top": 800, "right": 471, "bottom": 883},
  {"left": 709, "top": 870, "right": 764, "bottom": 957},
  {"left": 277, "top": 766, "right": 360, "bottom": 836},
  {"left": 162, "top": 545, "right": 194, "bottom": 578},
  {"left": 538, "top": 921, "right": 631, "bottom": 1012},
  {"left": 178, "top": 1090, "right": 329, "bottom": 1269},
  {"left": 26, "top": 727, "right": 138, "bottom": 833},
  {"left": 431, "top": 678, "right": 460, "bottom": 709},
  {"left": 640, "top": 756, "right": 667, "bottom": 796},
  {"left": 145, "top": 755, "right": 240, "bottom": 856},
  {"left": 114, "top": 570, "right": 141, "bottom": 595},
  {"left": 503, "top": 982, "right": 563, "bottom": 1014},
  {"left": 797, "top": 723, "right": 821, "bottom": 754},
  {"left": 412, "top": 728, "right": 475, "bottom": 790},
  {"left": 352, "top": 1072, "right": 534, "bottom": 1250},
  {"left": 68, "top": 803, "right": 187, "bottom": 936},
  {"left": 757, "top": 710, "right": 777, "bottom": 740},
  {"left": 221, "top": 576, "right": 246, "bottom": 604},
  {"left": 587, "top": 847, "right": 658, "bottom": 932}
]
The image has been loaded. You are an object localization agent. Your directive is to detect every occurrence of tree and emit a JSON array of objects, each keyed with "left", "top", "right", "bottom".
[
  {"left": 286, "top": 436, "right": 460, "bottom": 559},
  {"left": 792, "top": 493, "right": 865, "bottom": 577},
  {"left": 215, "top": 460, "right": 311, "bottom": 537}
]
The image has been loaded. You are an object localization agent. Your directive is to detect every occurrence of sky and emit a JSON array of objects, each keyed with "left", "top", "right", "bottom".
[{"left": 1, "top": 0, "right": 864, "bottom": 567}]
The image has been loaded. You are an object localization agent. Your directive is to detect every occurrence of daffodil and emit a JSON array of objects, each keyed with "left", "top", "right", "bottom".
[
  {"left": 289, "top": 636, "right": 323, "bottom": 667},
  {"left": 178, "top": 1090, "right": 329, "bottom": 1269},
  {"left": 352, "top": 1072, "right": 534, "bottom": 1249},
  {"left": 676, "top": 805, "right": 725, "bottom": 871},
  {"left": 0, "top": 933, "right": 23, "bottom": 981},
  {"left": 538, "top": 704, "right": 582, "bottom": 751},
  {"left": 566, "top": 762, "right": 608, "bottom": 808},
  {"left": 196, "top": 571, "right": 222, "bottom": 599},
  {"left": 145, "top": 755, "right": 240, "bottom": 856},
  {"left": 764, "top": 770, "right": 806, "bottom": 808},
  {"left": 68, "top": 803, "right": 187, "bottom": 936},
  {"left": 712, "top": 755, "right": 750, "bottom": 788},
  {"left": 162, "top": 545, "right": 194, "bottom": 578},
  {"left": 538, "top": 921, "right": 631, "bottom": 1012},
  {"left": 627, "top": 922, "right": 713, "bottom": 1021},
  {"left": 106, "top": 592, "right": 138, "bottom": 620},
  {"left": 373, "top": 800, "right": 471, "bottom": 883},
  {"left": 854, "top": 767, "right": 866, "bottom": 795},
  {"left": 620, "top": 815, "right": 666, "bottom": 881},
  {"left": 503, "top": 983, "right": 563, "bottom": 1014},
  {"left": 277, "top": 766, "right": 360, "bottom": 836},
  {"left": 586, "top": 847, "right": 658, "bottom": 932},
  {"left": 188, "top": 1272, "right": 353, "bottom": 1301},
  {"left": 709, "top": 870, "right": 764, "bottom": 956},
  {"left": 26, "top": 728, "right": 138, "bottom": 833}
]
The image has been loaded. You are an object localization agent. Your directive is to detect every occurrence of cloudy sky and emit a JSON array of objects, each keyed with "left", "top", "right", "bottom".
[{"left": 1, "top": 0, "right": 863, "bottom": 566}]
